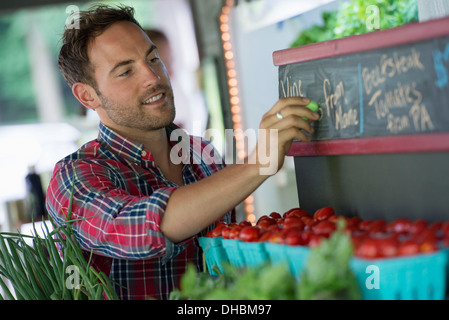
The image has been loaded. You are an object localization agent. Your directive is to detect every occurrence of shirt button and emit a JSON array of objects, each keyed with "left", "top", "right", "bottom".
[{"left": 142, "top": 150, "right": 147, "bottom": 157}]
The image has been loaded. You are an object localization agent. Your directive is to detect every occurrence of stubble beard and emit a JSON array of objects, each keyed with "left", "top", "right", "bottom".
[{"left": 96, "top": 84, "right": 176, "bottom": 131}]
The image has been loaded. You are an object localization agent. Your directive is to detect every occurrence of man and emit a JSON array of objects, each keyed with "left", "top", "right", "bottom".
[{"left": 47, "top": 4, "right": 318, "bottom": 300}]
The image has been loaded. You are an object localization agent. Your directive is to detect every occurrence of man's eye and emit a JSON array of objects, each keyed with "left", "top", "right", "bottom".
[
  {"left": 118, "top": 70, "right": 130, "bottom": 77},
  {"left": 149, "top": 57, "right": 160, "bottom": 63}
]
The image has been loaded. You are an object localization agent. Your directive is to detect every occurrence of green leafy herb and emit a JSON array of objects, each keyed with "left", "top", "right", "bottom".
[
  {"left": 171, "top": 261, "right": 297, "bottom": 300},
  {"left": 297, "top": 219, "right": 361, "bottom": 300},
  {"left": 291, "top": 0, "right": 418, "bottom": 47}
]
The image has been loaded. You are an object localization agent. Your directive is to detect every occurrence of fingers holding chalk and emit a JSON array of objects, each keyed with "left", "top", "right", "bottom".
[{"left": 302, "top": 100, "right": 319, "bottom": 121}]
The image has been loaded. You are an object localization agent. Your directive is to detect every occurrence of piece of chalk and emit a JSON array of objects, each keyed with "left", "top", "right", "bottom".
[
  {"left": 306, "top": 101, "right": 319, "bottom": 112},
  {"left": 302, "top": 100, "right": 319, "bottom": 120}
]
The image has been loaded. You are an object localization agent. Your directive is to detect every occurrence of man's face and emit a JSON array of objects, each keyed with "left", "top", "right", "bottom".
[{"left": 88, "top": 21, "right": 175, "bottom": 133}]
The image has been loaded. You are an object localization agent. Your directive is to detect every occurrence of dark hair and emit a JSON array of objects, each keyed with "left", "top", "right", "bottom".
[{"left": 58, "top": 4, "right": 143, "bottom": 88}]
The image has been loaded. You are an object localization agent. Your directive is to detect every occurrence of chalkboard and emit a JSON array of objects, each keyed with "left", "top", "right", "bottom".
[
  {"left": 278, "top": 35, "right": 449, "bottom": 140},
  {"left": 273, "top": 18, "right": 449, "bottom": 223}
]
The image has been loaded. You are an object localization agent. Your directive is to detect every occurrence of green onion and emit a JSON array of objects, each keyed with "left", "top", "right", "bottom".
[{"left": 0, "top": 180, "right": 118, "bottom": 300}]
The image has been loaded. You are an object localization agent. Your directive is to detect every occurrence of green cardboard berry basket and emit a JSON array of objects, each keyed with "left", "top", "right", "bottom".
[
  {"left": 198, "top": 237, "right": 229, "bottom": 276},
  {"left": 284, "top": 245, "right": 311, "bottom": 280},
  {"left": 221, "top": 238, "right": 246, "bottom": 268},
  {"left": 350, "top": 251, "right": 447, "bottom": 300},
  {"left": 440, "top": 245, "right": 449, "bottom": 296},
  {"left": 238, "top": 241, "right": 268, "bottom": 267},
  {"left": 264, "top": 242, "right": 288, "bottom": 266}
]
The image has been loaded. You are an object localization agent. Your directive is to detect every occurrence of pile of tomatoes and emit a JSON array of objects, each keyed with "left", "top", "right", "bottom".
[{"left": 206, "top": 207, "right": 449, "bottom": 259}]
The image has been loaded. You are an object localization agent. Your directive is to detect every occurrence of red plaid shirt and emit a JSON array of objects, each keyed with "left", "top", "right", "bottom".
[{"left": 46, "top": 122, "right": 235, "bottom": 300}]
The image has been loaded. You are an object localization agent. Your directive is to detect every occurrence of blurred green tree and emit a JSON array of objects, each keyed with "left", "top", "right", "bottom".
[
  {"left": 0, "top": 0, "right": 155, "bottom": 124},
  {"left": 0, "top": 11, "right": 36, "bottom": 123}
]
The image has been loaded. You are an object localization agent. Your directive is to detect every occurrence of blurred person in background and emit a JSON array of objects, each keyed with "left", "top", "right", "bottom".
[{"left": 24, "top": 164, "right": 47, "bottom": 221}]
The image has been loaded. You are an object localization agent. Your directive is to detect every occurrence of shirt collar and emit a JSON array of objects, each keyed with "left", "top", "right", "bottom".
[
  {"left": 98, "top": 122, "right": 145, "bottom": 163},
  {"left": 97, "top": 122, "right": 190, "bottom": 164}
]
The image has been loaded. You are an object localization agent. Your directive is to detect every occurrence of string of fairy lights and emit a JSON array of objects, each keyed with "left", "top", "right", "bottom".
[{"left": 219, "top": 0, "right": 256, "bottom": 224}]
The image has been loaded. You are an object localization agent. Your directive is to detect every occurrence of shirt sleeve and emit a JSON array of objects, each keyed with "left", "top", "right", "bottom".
[{"left": 46, "top": 159, "right": 184, "bottom": 262}]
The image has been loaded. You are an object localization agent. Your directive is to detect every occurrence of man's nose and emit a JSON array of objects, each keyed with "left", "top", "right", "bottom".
[{"left": 141, "top": 62, "right": 161, "bottom": 87}]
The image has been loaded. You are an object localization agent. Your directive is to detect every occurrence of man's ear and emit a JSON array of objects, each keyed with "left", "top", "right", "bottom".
[{"left": 72, "top": 82, "right": 101, "bottom": 110}]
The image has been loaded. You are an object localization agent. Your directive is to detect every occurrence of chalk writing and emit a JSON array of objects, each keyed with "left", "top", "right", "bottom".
[
  {"left": 362, "top": 49, "right": 424, "bottom": 95},
  {"left": 368, "top": 82, "right": 422, "bottom": 120},
  {"left": 433, "top": 43, "right": 449, "bottom": 88},
  {"left": 324, "top": 79, "right": 343, "bottom": 117},
  {"left": 335, "top": 106, "right": 359, "bottom": 130},
  {"left": 277, "top": 35, "right": 449, "bottom": 140},
  {"left": 280, "top": 77, "right": 303, "bottom": 98},
  {"left": 362, "top": 48, "right": 434, "bottom": 134},
  {"left": 409, "top": 104, "right": 434, "bottom": 132},
  {"left": 386, "top": 114, "right": 409, "bottom": 133},
  {"left": 323, "top": 79, "right": 358, "bottom": 130},
  {"left": 380, "top": 50, "right": 424, "bottom": 78}
]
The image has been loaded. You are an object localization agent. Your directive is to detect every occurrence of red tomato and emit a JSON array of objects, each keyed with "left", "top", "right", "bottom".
[
  {"left": 258, "top": 231, "right": 273, "bottom": 242},
  {"left": 256, "top": 215, "right": 269, "bottom": 224},
  {"left": 266, "top": 224, "right": 282, "bottom": 233},
  {"left": 308, "top": 234, "right": 323, "bottom": 248},
  {"left": 239, "top": 220, "right": 252, "bottom": 228},
  {"left": 359, "top": 220, "right": 374, "bottom": 231},
  {"left": 301, "top": 216, "right": 317, "bottom": 231},
  {"left": 222, "top": 223, "right": 238, "bottom": 239},
  {"left": 441, "top": 221, "right": 449, "bottom": 236},
  {"left": 351, "top": 232, "right": 368, "bottom": 250},
  {"left": 368, "top": 219, "right": 387, "bottom": 235},
  {"left": 276, "top": 218, "right": 285, "bottom": 228},
  {"left": 413, "top": 228, "right": 438, "bottom": 244},
  {"left": 283, "top": 208, "right": 310, "bottom": 218},
  {"left": 398, "top": 239, "right": 420, "bottom": 256},
  {"left": 388, "top": 218, "right": 413, "bottom": 235},
  {"left": 269, "top": 212, "right": 282, "bottom": 220},
  {"left": 285, "top": 232, "right": 304, "bottom": 246},
  {"left": 208, "top": 223, "right": 226, "bottom": 237},
  {"left": 256, "top": 217, "right": 276, "bottom": 229},
  {"left": 419, "top": 240, "right": 438, "bottom": 253},
  {"left": 441, "top": 235, "right": 449, "bottom": 247},
  {"left": 377, "top": 236, "right": 399, "bottom": 258},
  {"left": 312, "top": 220, "right": 336, "bottom": 237},
  {"left": 239, "top": 226, "right": 260, "bottom": 242},
  {"left": 268, "top": 232, "right": 285, "bottom": 244},
  {"left": 228, "top": 226, "right": 242, "bottom": 239},
  {"left": 281, "top": 226, "right": 303, "bottom": 238},
  {"left": 410, "top": 219, "right": 428, "bottom": 235},
  {"left": 221, "top": 226, "right": 232, "bottom": 239},
  {"left": 346, "top": 217, "right": 363, "bottom": 229},
  {"left": 429, "top": 221, "right": 443, "bottom": 234},
  {"left": 283, "top": 215, "right": 305, "bottom": 231},
  {"left": 344, "top": 223, "right": 359, "bottom": 235},
  {"left": 313, "top": 207, "right": 335, "bottom": 221},
  {"left": 328, "top": 215, "right": 343, "bottom": 223},
  {"left": 355, "top": 238, "right": 380, "bottom": 259},
  {"left": 300, "top": 231, "right": 313, "bottom": 246}
]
